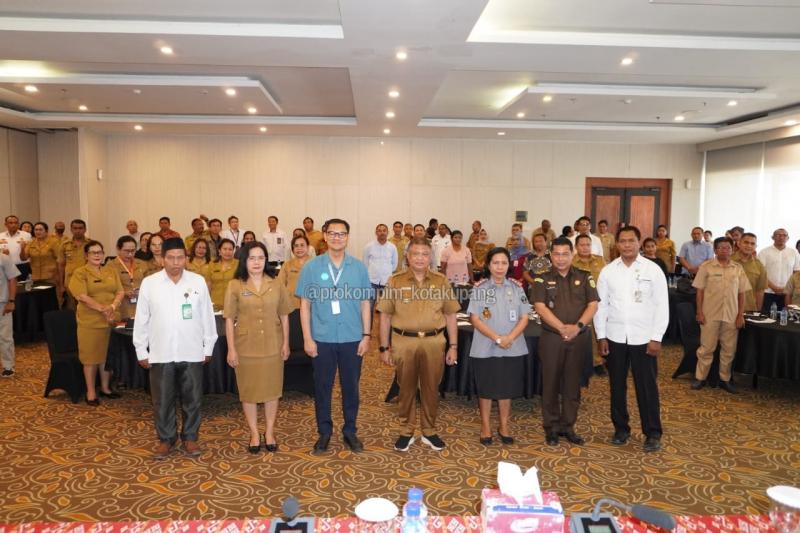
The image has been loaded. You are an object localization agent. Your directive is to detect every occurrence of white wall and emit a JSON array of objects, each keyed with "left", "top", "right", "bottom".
[
  {"left": 0, "top": 127, "right": 39, "bottom": 222},
  {"left": 37, "top": 130, "right": 80, "bottom": 229},
  {"left": 79, "top": 129, "right": 109, "bottom": 244}
]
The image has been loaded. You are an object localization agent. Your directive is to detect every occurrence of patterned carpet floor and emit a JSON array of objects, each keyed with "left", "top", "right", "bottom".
[{"left": 1, "top": 339, "right": 799, "bottom": 524}]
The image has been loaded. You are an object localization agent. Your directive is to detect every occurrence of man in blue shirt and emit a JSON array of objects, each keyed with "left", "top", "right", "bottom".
[
  {"left": 296, "top": 218, "right": 372, "bottom": 454},
  {"left": 679, "top": 226, "right": 714, "bottom": 276}
]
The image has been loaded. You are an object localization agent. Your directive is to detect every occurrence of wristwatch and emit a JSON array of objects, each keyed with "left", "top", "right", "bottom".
[
  {"left": 577, "top": 321, "right": 585, "bottom": 329},
  {"left": 379, "top": 346, "right": 389, "bottom": 353},
  {"left": 495, "top": 337, "right": 502, "bottom": 345}
]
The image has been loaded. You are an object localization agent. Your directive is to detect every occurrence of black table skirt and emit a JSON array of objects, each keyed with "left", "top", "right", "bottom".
[
  {"left": 442, "top": 322, "right": 542, "bottom": 399},
  {"left": 666, "top": 287, "right": 693, "bottom": 345},
  {"left": 735, "top": 320, "right": 800, "bottom": 380},
  {"left": 13, "top": 284, "right": 59, "bottom": 343}
]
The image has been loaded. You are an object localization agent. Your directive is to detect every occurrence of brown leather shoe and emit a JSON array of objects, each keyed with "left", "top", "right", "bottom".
[
  {"left": 153, "top": 441, "right": 174, "bottom": 460},
  {"left": 183, "top": 440, "right": 201, "bottom": 457}
]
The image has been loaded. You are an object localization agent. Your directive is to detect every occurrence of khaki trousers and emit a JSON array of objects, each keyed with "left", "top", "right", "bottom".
[
  {"left": 392, "top": 332, "right": 446, "bottom": 436},
  {"left": 696, "top": 320, "right": 738, "bottom": 382}
]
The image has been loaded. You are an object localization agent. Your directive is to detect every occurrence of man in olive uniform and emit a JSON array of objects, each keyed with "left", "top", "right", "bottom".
[
  {"left": 597, "top": 220, "right": 616, "bottom": 263},
  {"left": 303, "top": 217, "right": 326, "bottom": 256},
  {"left": 572, "top": 234, "right": 607, "bottom": 376},
  {"left": 732, "top": 232, "right": 767, "bottom": 313},
  {"left": 388, "top": 221, "right": 409, "bottom": 273},
  {"left": 57, "top": 219, "right": 89, "bottom": 308},
  {"left": 377, "top": 237, "right": 460, "bottom": 452},
  {"left": 532, "top": 219, "right": 557, "bottom": 248},
  {"left": 184, "top": 217, "right": 210, "bottom": 253},
  {"left": 532, "top": 237, "right": 599, "bottom": 446},
  {"left": 692, "top": 237, "right": 750, "bottom": 394}
]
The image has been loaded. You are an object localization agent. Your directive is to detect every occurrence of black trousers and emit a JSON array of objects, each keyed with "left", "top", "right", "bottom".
[
  {"left": 539, "top": 330, "right": 588, "bottom": 433},
  {"left": 606, "top": 341, "right": 662, "bottom": 438},
  {"left": 761, "top": 293, "right": 785, "bottom": 315},
  {"left": 150, "top": 362, "right": 204, "bottom": 443}
]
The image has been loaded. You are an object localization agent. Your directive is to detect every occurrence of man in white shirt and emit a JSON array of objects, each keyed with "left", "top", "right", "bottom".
[
  {"left": 261, "top": 215, "right": 289, "bottom": 266},
  {"left": 134, "top": 237, "right": 218, "bottom": 460},
  {"left": 0, "top": 215, "right": 32, "bottom": 279},
  {"left": 430, "top": 224, "right": 451, "bottom": 270},
  {"left": 220, "top": 215, "right": 244, "bottom": 252},
  {"left": 595, "top": 225, "right": 668, "bottom": 453},
  {"left": 363, "top": 224, "right": 398, "bottom": 313},
  {"left": 569, "top": 216, "right": 603, "bottom": 257},
  {"left": 758, "top": 227, "right": 800, "bottom": 314}
]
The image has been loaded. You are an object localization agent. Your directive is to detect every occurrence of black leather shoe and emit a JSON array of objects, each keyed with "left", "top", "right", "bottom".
[
  {"left": 479, "top": 436, "right": 493, "bottom": 446},
  {"left": 312, "top": 434, "right": 331, "bottom": 455},
  {"left": 497, "top": 430, "right": 514, "bottom": 445},
  {"left": 691, "top": 379, "right": 706, "bottom": 390},
  {"left": 343, "top": 432, "right": 364, "bottom": 453},
  {"left": 99, "top": 390, "right": 121, "bottom": 399},
  {"left": 611, "top": 431, "right": 630, "bottom": 445},
  {"left": 593, "top": 365, "right": 607, "bottom": 377},
  {"left": 644, "top": 436, "right": 662, "bottom": 452},
  {"left": 264, "top": 442, "right": 278, "bottom": 453},
  {"left": 545, "top": 432, "right": 559, "bottom": 446},
  {"left": 719, "top": 380, "right": 738, "bottom": 394},
  {"left": 559, "top": 431, "right": 585, "bottom": 445},
  {"left": 85, "top": 398, "right": 100, "bottom": 406},
  {"left": 248, "top": 435, "right": 262, "bottom": 455}
]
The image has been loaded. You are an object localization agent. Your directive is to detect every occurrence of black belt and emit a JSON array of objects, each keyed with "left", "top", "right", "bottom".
[{"left": 392, "top": 327, "right": 445, "bottom": 338}]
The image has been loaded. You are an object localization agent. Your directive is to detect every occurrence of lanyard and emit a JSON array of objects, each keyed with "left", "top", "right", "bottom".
[
  {"left": 230, "top": 230, "right": 240, "bottom": 245},
  {"left": 328, "top": 260, "right": 344, "bottom": 288},
  {"left": 117, "top": 256, "right": 134, "bottom": 279}
]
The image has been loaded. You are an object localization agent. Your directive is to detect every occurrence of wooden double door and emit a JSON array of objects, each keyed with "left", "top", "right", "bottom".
[{"left": 585, "top": 178, "right": 672, "bottom": 239}]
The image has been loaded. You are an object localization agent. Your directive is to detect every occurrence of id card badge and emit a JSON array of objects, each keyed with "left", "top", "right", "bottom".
[
  {"left": 509, "top": 309, "right": 517, "bottom": 322},
  {"left": 331, "top": 300, "right": 341, "bottom": 315},
  {"left": 129, "top": 296, "right": 137, "bottom": 304},
  {"left": 634, "top": 290, "right": 642, "bottom": 303},
  {"left": 182, "top": 303, "right": 193, "bottom": 320}
]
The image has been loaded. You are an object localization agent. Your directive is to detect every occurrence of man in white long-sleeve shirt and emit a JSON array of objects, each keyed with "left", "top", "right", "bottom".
[
  {"left": 363, "top": 223, "right": 398, "bottom": 314},
  {"left": 594, "top": 225, "right": 668, "bottom": 453},
  {"left": 261, "top": 215, "right": 289, "bottom": 266},
  {"left": 134, "top": 237, "right": 218, "bottom": 459}
]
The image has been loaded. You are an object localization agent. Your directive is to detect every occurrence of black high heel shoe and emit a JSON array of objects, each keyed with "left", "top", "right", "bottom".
[
  {"left": 497, "top": 429, "right": 514, "bottom": 445},
  {"left": 248, "top": 435, "right": 263, "bottom": 454},
  {"left": 264, "top": 434, "right": 278, "bottom": 453}
]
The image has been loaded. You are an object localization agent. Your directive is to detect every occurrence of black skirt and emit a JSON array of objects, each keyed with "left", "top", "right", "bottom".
[{"left": 471, "top": 355, "right": 525, "bottom": 400}]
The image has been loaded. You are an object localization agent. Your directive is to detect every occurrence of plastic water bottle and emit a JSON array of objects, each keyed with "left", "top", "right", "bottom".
[
  {"left": 770, "top": 302, "right": 778, "bottom": 320},
  {"left": 780, "top": 308, "right": 788, "bottom": 326},
  {"left": 402, "top": 488, "right": 428, "bottom": 532}
]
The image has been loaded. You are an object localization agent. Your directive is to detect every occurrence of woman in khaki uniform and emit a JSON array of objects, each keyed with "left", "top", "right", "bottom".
[
  {"left": 224, "top": 242, "right": 291, "bottom": 453},
  {"left": 655, "top": 225, "right": 677, "bottom": 275},
  {"left": 186, "top": 238, "right": 212, "bottom": 285},
  {"left": 143, "top": 234, "right": 165, "bottom": 277},
  {"left": 21, "top": 222, "right": 60, "bottom": 288},
  {"left": 68, "top": 240, "right": 124, "bottom": 406},
  {"left": 472, "top": 229, "right": 495, "bottom": 280},
  {"left": 209, "top": 239, "right": 238, "bottom": 311},
  {"left": 277, "top": 235, "right": 312, "bottom": 310},
  {"left": 110, "top": 235, "right": 147, "bottom": 320}
]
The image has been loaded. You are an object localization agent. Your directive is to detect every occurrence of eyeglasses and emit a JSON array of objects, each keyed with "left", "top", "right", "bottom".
[
  {"left": 247, "top": 256, "right": 266, "bottom": 262},
  {"left": 88, "top": 250, "right": 104, "bottom": 256},
  {"left": 326, "top": 231, "right": 348, "bottom": 239}
]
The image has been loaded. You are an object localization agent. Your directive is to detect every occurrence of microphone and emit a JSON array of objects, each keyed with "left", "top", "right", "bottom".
[{"left": 591, "top": 498, "right": 676, "bottom": 531}]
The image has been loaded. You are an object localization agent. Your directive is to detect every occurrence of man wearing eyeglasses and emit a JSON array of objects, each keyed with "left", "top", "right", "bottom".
[{"left": 295, "top": 218, "right": 372, "bottom": 455}]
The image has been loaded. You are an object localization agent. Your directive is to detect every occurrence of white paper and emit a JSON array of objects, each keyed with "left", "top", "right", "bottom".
[{"left": 497, "top": 461, "right": 543, "bottom": 505}]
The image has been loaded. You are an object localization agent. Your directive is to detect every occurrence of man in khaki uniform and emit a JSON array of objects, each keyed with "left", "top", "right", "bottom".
[
  {"left": 184, "top": 217, "right": 210, "bottom": 253},
  {"left": 692, "top": 237, "right": 750, "bottom": 394},
  {"left": 388, "top": 221, "right": 409, "bottom": 272},
  {"left": 732, "top": 232, "right": 767, "bottom": 313},
  {"left": 466, "top": 220, "right": 482, "bottom": 253},
  {"left": 303, "top": 217, "right": 326, "bottom": 255},
  {"left": 505, "top": 223, "right": 531, "bottom": 250},
  {"left": 532, "top": 219, "right": 557, "bottom": 247},
  {"left": 597, "top": 220, "right": 616, "bottom": 263},
  {"left": 377, "top": 237, "right": 460, "bottom": 452},
  {"left": 571, "top": 234, "right": 607, "bottom": 375},
  {"left": 57, "top": 219, "right": 89, "bottom": 308}
]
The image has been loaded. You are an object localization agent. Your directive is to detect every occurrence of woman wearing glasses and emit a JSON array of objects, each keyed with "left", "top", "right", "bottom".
[
  {"left": 109, "top": 235, "right": 147, "bottom": 320},
  {"left": 68, "top": 240, "right": 124, "bottom": 405}
]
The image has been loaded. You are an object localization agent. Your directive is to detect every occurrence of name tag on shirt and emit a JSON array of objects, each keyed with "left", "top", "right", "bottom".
[
  {"left": 182, "top": 303, "right": 193, "bottom": 320},
  {"left": 331, "top": 300, "right": 341, "bottom": 315},
  {"left": 509, "top": 309, "right": 517, "bottom": 322}
]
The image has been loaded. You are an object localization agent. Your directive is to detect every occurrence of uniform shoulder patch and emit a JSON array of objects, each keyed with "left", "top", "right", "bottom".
[
  {"left": 474, "top": 278, "right": 488, "bottom": 287},
  {"left": 510, "top": 278, "right": 524, "bottom": 288},
  {"left": 533, "top": 277, "right": 544, "bottom": 283}
]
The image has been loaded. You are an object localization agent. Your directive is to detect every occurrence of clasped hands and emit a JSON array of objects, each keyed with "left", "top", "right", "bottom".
[{"left": 558, "top": 323, "right": 581, "bottom": 341}]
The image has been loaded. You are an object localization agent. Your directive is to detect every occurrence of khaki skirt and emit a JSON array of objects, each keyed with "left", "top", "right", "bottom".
[
  {"left": 235, "top": 354, "right": 284, "bottom": 403},
  {"left": 77, "top": 326, "right": 112, "bottom": 365}
]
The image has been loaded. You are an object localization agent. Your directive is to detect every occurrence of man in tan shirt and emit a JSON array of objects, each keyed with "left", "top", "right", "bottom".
[
  {"left": 532, "top": 219, "right": 557, "bottom": 247},
  {"left": 303, "top": 217, "right": 325, "bottom": 255},
  {"left": 732, "top": 232, "right": 767, "bottom": 313},
  {"left": 57, "top": 219, "right": 90, "bottom": 308},
  {"left": 377, "top": 237, "right": 460, "bottom": 452},
  {"left": 572, "top": 234, "right": 607, "bottom": 375},
  {"left": 466, "top": 220, "right": 482, "bottom": 253},
  {"left": 692, "top": 237, "right": 750, "bottom": 394},
  {"left": 597, "top": 220, "right": 616, "bottom": 263},
  {"left": 388, "top": 221, "right": 409, "bottom": 272},
  {"left": 506, "top": 223, "right": 531, "bottom": 250}
]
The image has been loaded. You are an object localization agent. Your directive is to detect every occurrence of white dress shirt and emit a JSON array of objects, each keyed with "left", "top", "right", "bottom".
[
  {"left": 758, "top": 245, "right": 800, "bottom": 294},
  {"left": 261, "top": 229, "right": 289, "bottom": 262},
  {"left": 133, "top": 269, "right": 218, "bottom": 363},
  {"left": 594, "top": 255, "right": 669, "bottom": 345},
  {"left": 0, "top": 230, "right": 32, "bottom": 264},
  {"left": 569, "top": 232, "right": 604, "bottom": 257},
  {"left": 363, "top": 240, "right": 398, "bottom": 285},
  {"left": 220, "top": 228, "right": 244, "bottom": 249},
  {"left": 431, "top": 234, "right": 451, "bottom": 268}
]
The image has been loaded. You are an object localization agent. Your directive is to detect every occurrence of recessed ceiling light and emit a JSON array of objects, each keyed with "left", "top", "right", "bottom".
[
  {"left": 383, "top": 128, "right": 391, "bottom": 135},
  {"left": 133, "top": 89, "right": 142, "bottom": 94},
  {"left": 497, "top": 131, "right": 506, "bottom": 136},
  {"left": 622, "top": 98, "right": 633, "bottom": 105},
  {"left": 259, "top": 126, "right": 267, "bottom": 132},
  {"left": 24, "top": 85, "right": 38, "bottom": 93},
  {"left": 388, "top": 89, "right": 400, "bottom": 98},
  {"left": 786, "top": 119, "right": 798, "bottom": 126},
  {"left": 380, "top": 140, "right": 385, "bottom": 145},
  {"left": 160, "top": 46, "right": 174, "bottom": 55},
  {"left": 516, "top": 112, "right": 525, "bottom": 118},
  {"left": 674, "top": 115, "right": 685, "bottom": 121},
  {"left": 727, "top": 100, "right": 738, "bottom": 107},
  {"left": 385, "top": 111, "right": 395, "bottom": 118},
  {"left": 225, "top": 88, "right": 237, "bottom": 97},
  {"left": 395, "top": 50, "right": 408, "bottom": 61},
  {"left": 78, "top": 105, "right": 88, "bottom": 111},
  {"left": 542, "top": 95, "right": 553, "bottom": 103},
  {"left": 620, "top": 57, "right": 634, "bottom": 66},
  {"left": 247, "top": 107, "right": 257, "bottom": 114},
  {"left": 134, "top": 125, "right": 143, "bottom": 131}
]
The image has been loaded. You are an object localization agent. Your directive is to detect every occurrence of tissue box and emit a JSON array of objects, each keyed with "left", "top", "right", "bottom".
[{"left": 481, "top": 488, "right": 564, "bottom": 533}]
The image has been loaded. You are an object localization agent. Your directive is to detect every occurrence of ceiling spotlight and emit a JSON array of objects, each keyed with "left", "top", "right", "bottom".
[
  {"left": 542, "top": 95, "right": 553, "bottom": 103},
  {"left": 133, "top": 89, "right": 142, "bottom": 94},
  {"left": 497, "top": 131, "right": 506, "bottom": 136},
  {"left": 388, "top": 89, "right": 400, "bottom": 98},
  {"left": 786, "top": 119, "right": 798, "bottom": 126},
  {"left": 383, "top": 128, "right": 391, "bottom": 135},
  {"left": 78, "top": 105, "right": 88, "bottom": 111},
  {"left": 380, "top": 141, "right": 385, "bottom": 145},
  {"left": 622, "top": 98, "right": 633, "bottom": 105},
  {"left": 385, "top": 111, "right": 395, "bottom": 118},
  {"left": 225, "top": 88, "right": 237, "bottom": 97},
  {"left": 160, "top": 46, "right": 174, "bottom": 55},
  {"left": 259, "top": 126, "right": 267, "bottom": 132},
  {"left": 727, "top": 100, "right": 738, "bottom": 107},
  {"left": 620, "top": 57, "right": 634, "bottom": 66},
  {"left": 395, "top": 50, "right": 408, "bottom": 61},
  {"left": 134, "top": 125, "right": 143, "bottom": 131},
  {"left": 674, "top": 115, "right": 685, "bottom": 121},
  {"left": 247, "top": 107, "right": 257, "bottom": 114},
  {"left": 516, "top": 112, "right": 525, "bottom": 118},
  {"left": 24, "top": 85, "right": 38, "bottom": 93}
]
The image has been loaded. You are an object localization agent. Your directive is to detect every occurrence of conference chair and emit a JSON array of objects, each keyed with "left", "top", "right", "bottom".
[
  {"left": 283, "top": 309, "right": 314, "bottom": 396},
  {"left": 43, "top": 310, "right": 86, "bottom": 403}
]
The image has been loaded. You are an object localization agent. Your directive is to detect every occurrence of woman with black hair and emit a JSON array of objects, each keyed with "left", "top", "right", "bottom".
[{"left": 209, "top": 238, "right": 238, "bottom": 310}]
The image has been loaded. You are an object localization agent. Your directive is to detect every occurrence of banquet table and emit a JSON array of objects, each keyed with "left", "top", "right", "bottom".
[
  {"left": 12, "top": 283, "right": 58, "bottom": 343},
  {"left": 735, "top": 318, "right": 800, "bottom": 385}
]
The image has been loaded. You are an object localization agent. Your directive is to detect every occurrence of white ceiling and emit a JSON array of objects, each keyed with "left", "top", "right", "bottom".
[{"left": 0, "top": 0, "right": 799, "bottom": 144}]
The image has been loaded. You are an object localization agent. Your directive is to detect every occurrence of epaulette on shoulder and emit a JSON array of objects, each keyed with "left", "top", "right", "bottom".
[
  {"left": 510, "top": 278, "right": 524, "bottom": 288},
  {"left": 473, "top": 278, "right": 488, "bottom": 287}
]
